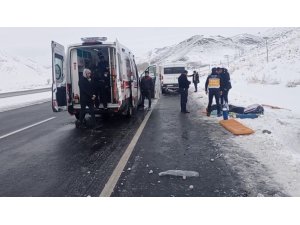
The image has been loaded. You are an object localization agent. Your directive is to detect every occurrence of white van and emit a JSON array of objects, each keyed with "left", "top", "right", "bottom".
[
  {"left": 160, "top": 64, "right": 186, "bottom": 92},
  {"left": 51, "top": 37, "right": 141, "bottom": 118}
]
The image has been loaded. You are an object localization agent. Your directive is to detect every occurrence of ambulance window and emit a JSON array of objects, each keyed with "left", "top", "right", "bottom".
[
  {"left": 55, "top": 53, "right": 64, "bottom": 83},
  {"left": 125, "top": 57, "right": 132, "bottom": 78},
  {"left": 118, "top": 53, "right": 122, "bottom": 80},
  {"left": 131, "top": 60, "right": 137, "bottom": 81}
]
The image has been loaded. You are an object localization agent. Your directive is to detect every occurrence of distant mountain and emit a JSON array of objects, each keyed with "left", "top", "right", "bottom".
[
  {"left": 136, "top": 32, "right": 266, "bottom": 67},
  {"left": 137, "top": 28, "right": 300, "bottom": 66},
  {"left": 136, "top": 28, "right": 300, "bottom": 86},
  {"left": 0, "top": 51, "right": 51, "bottom": 93}
]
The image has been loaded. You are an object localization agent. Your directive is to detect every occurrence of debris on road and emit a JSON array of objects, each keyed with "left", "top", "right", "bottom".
[
  {"left": 149, "top": 170, "right": 153, "bottom": 174},
  {"left": 158, "top": 170, "right": 199, "bottom": 178},
  {"left": 183, "top": 175, "right": 187, "bottom": 180},
  {"left": 210, "top": 159, "right": 215, "bottom": 162},
  {"left": 189, "top": 185, "right": 194, "bottom": 190},
  {"left": 127, "top": 167, "right": 131, "bottom": 171},
  {"left": 146, "top": 164, "right": 149, "bottom": 168},
  {"left": 262, "top": 130, "right": 272, "bottom": 134}
]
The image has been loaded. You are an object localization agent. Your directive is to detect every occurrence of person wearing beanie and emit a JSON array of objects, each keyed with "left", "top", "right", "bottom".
[
  {"left": 220, "top": 68, "right": 232, "bottom": 105},
  {"left": 205, "top": 68, "right": 223, "bottom": 117},
  {"left": 178, "top": 70, "right": 191, "bottom": 113}
]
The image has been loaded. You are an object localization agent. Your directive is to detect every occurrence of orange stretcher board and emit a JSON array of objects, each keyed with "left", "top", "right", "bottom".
[{"left": 219, "top": 119, "right": 254, "bottom": 135}]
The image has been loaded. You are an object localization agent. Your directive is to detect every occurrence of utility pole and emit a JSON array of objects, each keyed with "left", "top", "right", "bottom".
[
  {"left": 263, "top": 37, "right": 269, "bottom": 63},
  {"left": 224, "top": 55, "right": 229, "bottom": 68}
]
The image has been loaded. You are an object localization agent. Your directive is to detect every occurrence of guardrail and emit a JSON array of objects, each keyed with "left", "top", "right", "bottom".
[{"left": 0, "top": 87, "right": 51, "bottom": 99}]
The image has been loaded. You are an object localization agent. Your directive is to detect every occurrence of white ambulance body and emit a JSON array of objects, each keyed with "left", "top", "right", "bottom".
[{"left": 51, "top": 37, "right": 141, "bottom": 118}]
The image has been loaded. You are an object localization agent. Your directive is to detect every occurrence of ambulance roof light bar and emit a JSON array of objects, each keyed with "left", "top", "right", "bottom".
[{"left": 81, "top": 37, "right": 107, "bottom": 43}]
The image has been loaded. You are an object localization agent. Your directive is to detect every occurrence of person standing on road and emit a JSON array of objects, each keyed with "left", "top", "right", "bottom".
[
  {"left": 98, "top": 69, "right": 111, "bottom": 109},
  {"left": 140, "top": 71, "right": 153, "bottom": 110},
  {"left": 205, "top": 67, "right": 223, "bottom": 117},
  {"left": 178, "top": 70, "right": 191, "bottom": 113},
  {"left": 78, "top": 69, "right": 96, "bottom": 128},
  {"left": 188, "top": 70, "right": 200, "bottom": 92},
  {"left": 220, "top": 68, "right": 232, "bottom": 105}
]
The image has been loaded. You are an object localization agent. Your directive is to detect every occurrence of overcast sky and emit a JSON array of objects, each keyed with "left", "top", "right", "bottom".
[{"left": 0, "top": 27, "right": 269, "bottom": 65}]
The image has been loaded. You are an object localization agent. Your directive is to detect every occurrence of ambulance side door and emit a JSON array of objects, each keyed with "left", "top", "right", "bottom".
[{"left": 51, "top": 41, "right": 67, "bottom": 112}]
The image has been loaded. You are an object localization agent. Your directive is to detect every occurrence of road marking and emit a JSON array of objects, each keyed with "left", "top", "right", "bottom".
[
  {"left": 100, "top": 101, "right": 157, "bottom": 197},
  {"left": 0, "top": 117, "right": 56, "bottom": 140}
]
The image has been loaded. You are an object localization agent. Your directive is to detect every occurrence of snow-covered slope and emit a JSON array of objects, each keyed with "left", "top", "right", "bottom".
[
  {"left": 136, "top": 33, "right": 266, "bottom": 67},
  {"left": 0, "top": 51, "right": 51, "bottom": 93}
]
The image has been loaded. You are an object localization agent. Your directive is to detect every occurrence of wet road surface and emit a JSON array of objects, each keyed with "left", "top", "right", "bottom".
[
  {"left": 0, "top": 102, "right": 147, "bottom": 196},
  {"left": 112, "top": 92, "right": 285, "bottom": 197},
  {"left": 0, "top": 93, "right": 285, "bottom": 197}
]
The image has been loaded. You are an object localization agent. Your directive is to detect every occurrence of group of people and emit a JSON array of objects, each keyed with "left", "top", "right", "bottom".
[
  {"left": 77, "top": 54, "right": 111, "bottom": 128},
  {"left": 77, "top": 60, "right": 154, "bottom": 128},
  {"left": 178, "top": 67, "right": 232, "bottom": 116}
]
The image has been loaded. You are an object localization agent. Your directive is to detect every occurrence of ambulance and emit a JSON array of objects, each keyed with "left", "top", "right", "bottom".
[{"left": 51, "top": 37, "right": 141, "bottom": 118}]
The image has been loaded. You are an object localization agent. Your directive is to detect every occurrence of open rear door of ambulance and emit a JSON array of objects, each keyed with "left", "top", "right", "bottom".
[{"left": 51, "top": 41, "right": 67, "bottom": 112}]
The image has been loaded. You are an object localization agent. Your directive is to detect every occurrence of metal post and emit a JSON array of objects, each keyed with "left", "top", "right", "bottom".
[{"left": 263, "top": 37, "right": 269, "bottom": 63}]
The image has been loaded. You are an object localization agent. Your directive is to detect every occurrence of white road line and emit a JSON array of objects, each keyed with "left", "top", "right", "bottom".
[
  {"left": 100, "top": 101, "right": 157, "bottom": 197},
  {"left": 0, "top": 117, "right": 56, "bottom": 140}
]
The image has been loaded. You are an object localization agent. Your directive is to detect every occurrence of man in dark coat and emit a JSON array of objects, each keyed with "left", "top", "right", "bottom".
[
  {"left": 205, "top": 67, "right": 223, "bottom": 117},
  {"left": 178, "top": 70, "right": 191, "bottom": 113},
  {"left": 188, "top": 70, "right": 200, "bottom": 92},
  {"left": 140, "top": 71, "right": 153, "bottom": 110},
  {"left": 220, "top": 68, "right": 232, "bottom": 105},
  {"left": 78, "top": 69, "right": 96, "bottom": 127},
  {"left": 93, "top": 55, "right": 110, "bottom": 109}
]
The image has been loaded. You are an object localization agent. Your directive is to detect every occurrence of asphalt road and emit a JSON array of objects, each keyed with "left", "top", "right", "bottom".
[
  {"left": 0, "top": 102, "right": 148, "bottom": 196},
  {"left": 0, "top": 92, "right": 285, "bottom": 197},
  {"left": 111, "top": 92, "right": 285, "bottom": 197}
]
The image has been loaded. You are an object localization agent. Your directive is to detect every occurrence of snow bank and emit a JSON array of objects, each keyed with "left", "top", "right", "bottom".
[
  {"left": 0, "top": 92, "right": 51, "bottom": 112},
  {"left": 0, "top": 50, "right": 51, "bottom": 93}
]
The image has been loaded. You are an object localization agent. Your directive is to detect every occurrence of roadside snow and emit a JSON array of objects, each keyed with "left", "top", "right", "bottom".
[
  {"left": 0, "top": 92, "right": 51, "bottom": 112},
  {"left": 193, "top": 76, "right": 300, "bottom": 196}
]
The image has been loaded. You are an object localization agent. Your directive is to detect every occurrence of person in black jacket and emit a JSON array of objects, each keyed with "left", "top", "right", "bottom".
[
  {"left": 188, "top": 70, "right": 200, "bottom": 92},
  {"left": 220, "top": 68, "right": 232, "bottom": 105},
  {"left": 178, "top": 70, "right": 191, "bottom": 113},
  {"left": 78, "top": 69, "right": 96, "bottom": 127},
  {"left": 140, "top": 71, "right": 153, "bottom": 110},
  {"left": 205, "top": 67, "right": 223, "bottom": 117}
]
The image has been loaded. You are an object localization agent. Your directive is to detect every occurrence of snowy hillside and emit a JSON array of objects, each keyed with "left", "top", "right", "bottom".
[
  {"left": 0, "top": 51, "right": 51, "bottom": 93},
  {"left": 136, "top": 33, "right": 266, "bottom": 67}
]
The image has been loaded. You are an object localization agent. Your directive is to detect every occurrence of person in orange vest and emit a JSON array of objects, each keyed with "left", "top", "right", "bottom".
[{"left": 205, "top": 67, "right": 223, "bottom": 117}]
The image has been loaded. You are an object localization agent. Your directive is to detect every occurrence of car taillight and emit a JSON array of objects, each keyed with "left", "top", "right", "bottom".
[{"left": 74, "top": 94, "right": 80, "bottom": 104}]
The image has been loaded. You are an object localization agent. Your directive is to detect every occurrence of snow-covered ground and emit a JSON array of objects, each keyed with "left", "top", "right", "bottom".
[
  {"left": 0, "top": 92, "right": 51, "bottom": 112},
  {"left": 0, "top": 50, "right": 51, "bottom": 93},
  {"left": 194, "top": 73, "right": 300, "bottom": 196}
]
